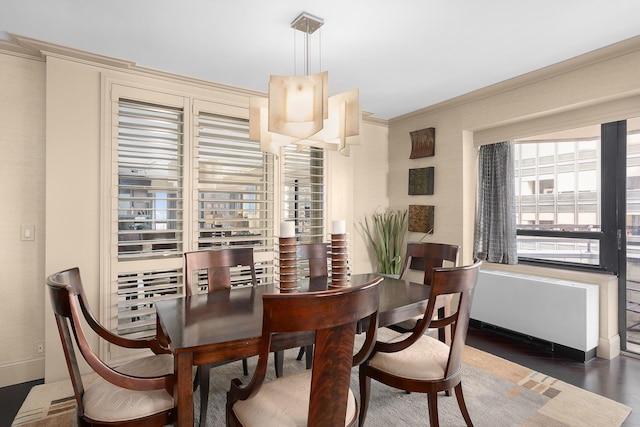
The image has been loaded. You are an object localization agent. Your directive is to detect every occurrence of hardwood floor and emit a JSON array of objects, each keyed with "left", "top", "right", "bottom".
[
  {"left": 1, "top": 378, "right": 43, "bottom": 427},
  {"left": 2, "top": 325, "right": 639, "bottom": 426}
]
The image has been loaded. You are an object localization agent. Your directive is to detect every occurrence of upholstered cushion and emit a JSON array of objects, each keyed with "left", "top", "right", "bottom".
[
  {"left": 369, "top": 333, "right": 450, "bottom": 381},
  {"left": 232, "top": 370, "right": 357, "bottom": 426},
  {"left": 82, "top": 354, "right": 174, "bottom": 422}
]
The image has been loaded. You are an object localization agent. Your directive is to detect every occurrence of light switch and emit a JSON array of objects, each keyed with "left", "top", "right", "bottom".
[{"left": 21, "top": 225, "right": 35, "bottom": 241}]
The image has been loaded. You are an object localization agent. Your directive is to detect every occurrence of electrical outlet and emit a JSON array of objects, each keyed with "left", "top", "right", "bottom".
[{"left": 34, "top": 341, "right": 45, "bottom": 356}]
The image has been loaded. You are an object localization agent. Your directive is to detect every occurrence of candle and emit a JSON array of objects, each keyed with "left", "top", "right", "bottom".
[
  {"left": 280, "top": 221, "right": 295, "bottom": 238},
  {"left": 332, "top": 220, "right": 346, "bottom": 235}
]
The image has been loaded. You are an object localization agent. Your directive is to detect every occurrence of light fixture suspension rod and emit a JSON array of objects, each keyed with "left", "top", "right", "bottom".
[
  {"left": 291, "top": 12, "right": 324, "bottom": 76},
  {"left": 304, "top": 19, "right": 309, "bottom": 75}
]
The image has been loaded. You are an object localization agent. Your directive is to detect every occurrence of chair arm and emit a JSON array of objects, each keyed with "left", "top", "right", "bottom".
[
  {"left": 76, "top": 328, "right": 175, "bottom": 394},
  {"left": 80, "top": 297, "right": 170, "bottom": 353},
  {"left": 228, "top": 339, "right": 272, "bottom": 403},
  {"left": 93, "top": 325, "right": 171, "bottom": 354},
  {"left": 353, "top": 312, "right": 378, "bottom": 366},
  {"left": 70, "top": 298, "right": 175, "bottom": 395}
]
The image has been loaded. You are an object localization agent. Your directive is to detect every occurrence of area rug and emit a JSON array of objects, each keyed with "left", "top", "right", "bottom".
[{"left": 12, "top": 328, "right": 631, "bottom": 426}]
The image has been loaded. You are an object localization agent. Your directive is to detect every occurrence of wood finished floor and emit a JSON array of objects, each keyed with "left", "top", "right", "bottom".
[{"left": 2, "top": 325, "right": 639, "bottom": 426}]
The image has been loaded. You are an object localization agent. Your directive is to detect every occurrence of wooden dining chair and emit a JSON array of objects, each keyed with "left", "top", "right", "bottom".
[
  {"left": 358, "top": 260, "right": 482, "bottom": 427},
  {"left": 184, "top": 247, "right": 259, "bottom": 427},
  {"left": 400, "top": 242, "right": 460, "bottom": 285},
  {"left": 293, "top": 242, "right": 330, "bottom": 368},
  {"left": 227, "top": 277, "right": 381, "bottom": 427},
  {"left": 47, "top": 267, "right": 176, "bottom": 426},
  {"left": 394, "top": 242, "right": 460, "bottom": 335}
]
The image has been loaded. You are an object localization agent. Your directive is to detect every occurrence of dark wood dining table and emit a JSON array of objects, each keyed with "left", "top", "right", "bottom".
[{"left": 155, "top": 273, "right": 432, "bottom": 427}]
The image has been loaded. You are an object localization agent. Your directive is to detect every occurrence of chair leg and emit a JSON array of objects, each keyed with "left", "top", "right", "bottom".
[
  {"left": 454, "top": 383, "right": 473, "bottom": 426},
  {"left": 358, "top": 366, "right": 371, "bottom": 427},
  {"left": 242, "top": 358, "right": 249, "bottom": 376},
  {"left": 274, "top": 351, "right": 283, "bottom": 377},
  {"left": 296, "top": 346, "right": 305, "bottom": 361},
  {"left": 199, "top": 365, "right": 211, "bottom": 427},
  {"left": 427, "top": 391, "right": 440, "bottom": 427},
  {"left": 304, "top": 345, "right": 313, "bottom": 369}
]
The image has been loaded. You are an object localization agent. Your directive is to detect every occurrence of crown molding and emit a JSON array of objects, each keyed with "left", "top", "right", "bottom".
[
  {"left": 390, "top": 35, "right": 640, "bottom": 123},
  {"left": 0, "top": 33, "right": 385, "bottom": 127},
  {"left": 3, "top": 33, "right": 265, "bottom": 99}
]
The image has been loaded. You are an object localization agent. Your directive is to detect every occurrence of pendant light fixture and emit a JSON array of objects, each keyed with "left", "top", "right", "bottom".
[{"left": 249, "top": 12, "right": 361, "bottom": 156}]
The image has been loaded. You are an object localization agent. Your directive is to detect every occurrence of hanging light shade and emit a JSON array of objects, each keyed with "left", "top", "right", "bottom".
[
  {"left": 300, "top": 89, "right": 361, "bottom": 156},
  {"left": 249, "top": 97, "right": 300, "bottom": 155},
  {"left": 268, "top": 71, "right": 328, "bottom": 139},
  {"left": 249, "top": 12, "right": 361, "bottom": 157}
]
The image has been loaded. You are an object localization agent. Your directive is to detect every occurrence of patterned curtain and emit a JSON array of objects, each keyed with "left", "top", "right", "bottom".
[{"left": 474, "top": 141, "right": 517, "bottom": 264}]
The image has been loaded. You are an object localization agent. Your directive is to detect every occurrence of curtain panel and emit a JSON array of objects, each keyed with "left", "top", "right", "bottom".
[{"left": 474, "top": 141, "right": 517, "bottom": 264}]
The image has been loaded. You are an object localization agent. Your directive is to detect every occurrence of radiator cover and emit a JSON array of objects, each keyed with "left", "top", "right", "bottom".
[{"left": 471, "top": 269, "right": 599, "bottom": 360}]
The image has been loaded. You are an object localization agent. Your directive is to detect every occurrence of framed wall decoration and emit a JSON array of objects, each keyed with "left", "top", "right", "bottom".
[
  {"left": 408, "top": 204, "right": 434, "bottom": 234},
  {"left": 408, "top": 166, "right": 434, "bottom": 195},
  {"left": 409, "top": 127, "right": 435, "bottom": 159}
]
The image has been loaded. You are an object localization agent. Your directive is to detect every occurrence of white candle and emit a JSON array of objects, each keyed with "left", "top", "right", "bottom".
[
  {"left": 280, "top": 221, "right": 295, "bottom": 238},
  {"left": 332, "top": 220, "right": 346, "bottom": 235}
]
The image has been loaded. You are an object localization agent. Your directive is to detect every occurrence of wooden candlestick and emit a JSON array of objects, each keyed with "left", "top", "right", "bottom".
[
  {"left": 330, "top": 233, "right": 349, "bottom": 287},
  {"left": 278, "top": 236, "right": 298, "bottom": 290}
]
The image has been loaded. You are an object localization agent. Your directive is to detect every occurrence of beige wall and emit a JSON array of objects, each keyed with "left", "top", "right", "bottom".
[
  {"left": 387, "top": 36, "right": 640, "bottom": 358},
  {"left": 0, "top": 53, "right": 46, "bottom": 387}
]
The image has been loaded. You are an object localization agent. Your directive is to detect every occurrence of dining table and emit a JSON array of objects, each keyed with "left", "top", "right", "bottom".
[{"left": 155, "top": 273, "right": 433, "bottom": 426}]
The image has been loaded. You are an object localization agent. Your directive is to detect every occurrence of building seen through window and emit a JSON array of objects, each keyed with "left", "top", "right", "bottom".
[{"left": 514, "top": 126, "right": 601, "bottom": 265}]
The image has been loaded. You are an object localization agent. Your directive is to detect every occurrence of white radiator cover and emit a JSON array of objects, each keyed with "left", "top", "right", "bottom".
[{"left": 471, "top": 269, "right": 599, "bottom": 353}]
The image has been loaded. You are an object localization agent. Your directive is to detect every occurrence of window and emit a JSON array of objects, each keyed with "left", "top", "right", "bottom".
[
  {"left": 282, "top": 145, "right": 324, "bottom": 242},
  {"left": 514, "top": 123, "right": 620, "bottom": 271},
  {"left": 115, "top": 99, "right": 184, "bottom": 339},
  {"left": 106, "top": 87, "right": 278, "bottom": 347},
  {"left": 515, "top": 125, "right": 601, "bottom": 267},
  {"left": 282, "top": 145, "right": 325, "bottom": 277},
  {"left": 104, "top": 84, "right": 320, "bottom": 353},
  {"left": 117, "top": 100, "right": 183, "bottom": 260},
  {"left": 194, "top": 112, "right": 275, "bottom": 284}
]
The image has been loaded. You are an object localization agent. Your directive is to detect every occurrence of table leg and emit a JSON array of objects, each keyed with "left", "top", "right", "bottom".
[{"left": 175, "top": 352, "right": 194, "bottom": 427}]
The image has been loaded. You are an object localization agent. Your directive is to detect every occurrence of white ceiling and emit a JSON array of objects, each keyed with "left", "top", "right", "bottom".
[{"left": 3, "top": 0, "right": 640, "bottom": 120}]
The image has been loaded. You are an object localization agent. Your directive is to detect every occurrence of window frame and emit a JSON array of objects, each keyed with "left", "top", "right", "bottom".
[{"left": 515, "top": 121, "right": 624, "bottom": 274}]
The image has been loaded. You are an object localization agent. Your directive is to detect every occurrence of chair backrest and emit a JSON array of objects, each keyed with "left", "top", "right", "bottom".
[
  {"left": 400, "top": 242, "right": 460, "bottom": 285},
  {"left": 236, "top": 278, "right": 381, "bottom": 426},
  {"left": 46, "top": 268, "right": 174, "bottom": 423},
  {"left": 413, "top": 260, "right": 482, "bottom": 379},
  {"left": 297, "top": 242, "right": 329, "bottom": 278},
  {"left": 184, "top": 247, "right": 258, "bottom": 295},
  {"left": 48, "top": 267, "right": 168, "bottom": 353}
]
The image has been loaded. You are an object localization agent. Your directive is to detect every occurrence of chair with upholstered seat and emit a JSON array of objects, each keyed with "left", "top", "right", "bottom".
[
  {"left": 47, "top": 267, "right": 176, "bottom": 426},
  {"left": 227, "top": 277, "right": 381, "bottom": 427},
  {"left": 394, "top": 242, "right": 459, "bottom": 335},
  {"left": 358, "top": 260, "right": 482, "bottom": 427},
  {"left": 184, "top": 247, "right": 259, "bottom": 426},
  {"left": 293, "top": 242, "right": 330, "bottom": 368},
  {"left": 400, "top": 242, "right": 459, "bottom": 284}
]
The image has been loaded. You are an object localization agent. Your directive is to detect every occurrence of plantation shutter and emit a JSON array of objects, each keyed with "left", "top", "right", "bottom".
[
  {"left": 194, "top": 112, "right": 275, "bottom": 284},
  {"left": 113, "top": 98, "right": 185, "bottom": 339},
  {"left": 283, "top": 146, "right": 325, "bottom": 243}
]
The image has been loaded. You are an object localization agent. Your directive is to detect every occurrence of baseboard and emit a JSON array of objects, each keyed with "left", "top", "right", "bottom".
[
  {"left": 470, "top": 319, "right": 597, "bottom": 362},
  {"left": 0, "top": 358, "right": 44, "bottom": 388},
  {"left": 597, "top": 334, "right": 621, "bottom": 359}
]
